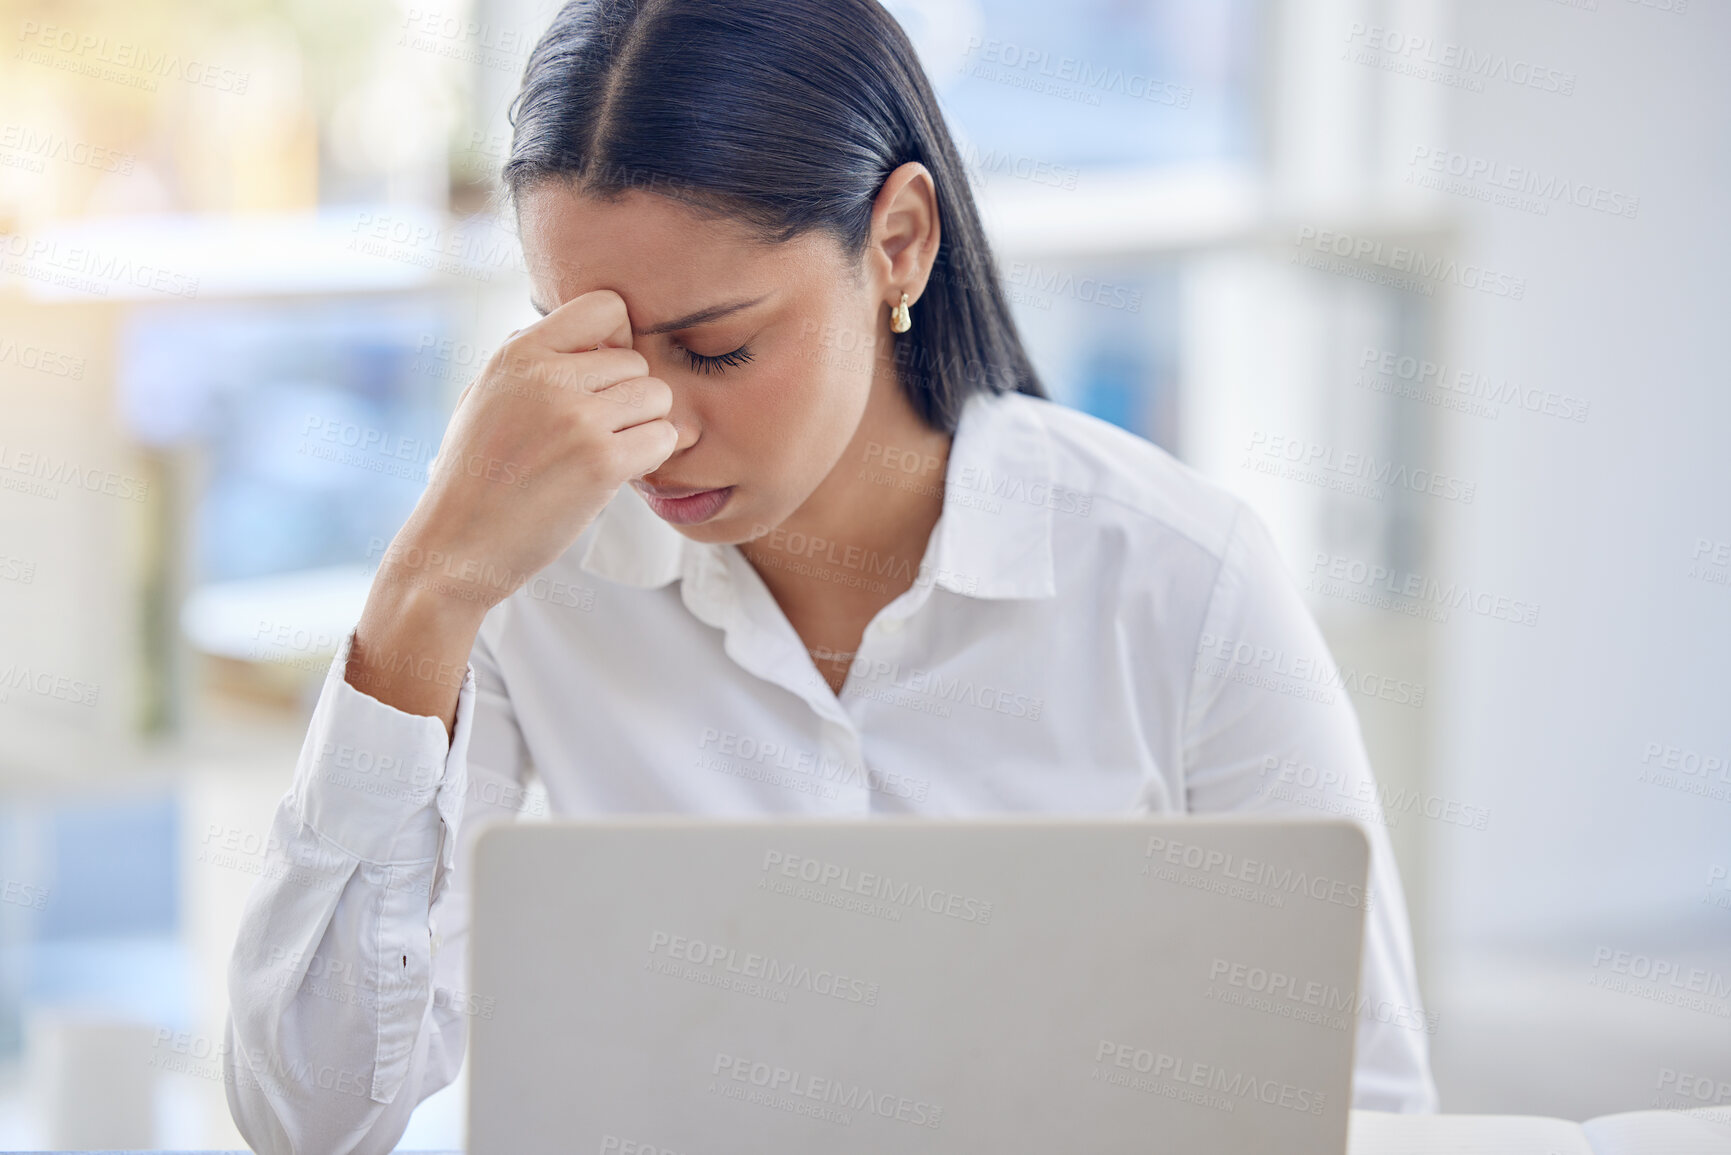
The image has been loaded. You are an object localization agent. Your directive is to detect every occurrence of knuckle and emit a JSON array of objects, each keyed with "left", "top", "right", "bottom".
[
  {"left": 489, "top": 341, "right": 536, "bottom": 383},
  {"left": 540, "top": 359, "right": 584, "bottom": 392},
  {"left": 569, "top": 401, "right": 607, "bottom": 438}
]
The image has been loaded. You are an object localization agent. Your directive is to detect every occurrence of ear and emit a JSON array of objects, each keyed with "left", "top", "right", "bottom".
[{"left": 866, "top": 161, "right": 941, "bottom": 308}]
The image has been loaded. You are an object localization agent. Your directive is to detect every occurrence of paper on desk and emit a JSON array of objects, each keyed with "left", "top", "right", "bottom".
[
  {"left": 1581, "top": 1108, "right": 1731, "bottom": 1155},
  {"left": 1347, "top": 1110, "right": 1596, "bottom": 1155},
  {"left": 1348, "top": 1108, "right": 1731, "bottom": 1155}
]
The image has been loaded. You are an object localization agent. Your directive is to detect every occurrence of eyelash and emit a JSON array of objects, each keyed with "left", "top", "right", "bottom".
[{"left": 681, "top": 344, "right": 755, "bottom": 375}]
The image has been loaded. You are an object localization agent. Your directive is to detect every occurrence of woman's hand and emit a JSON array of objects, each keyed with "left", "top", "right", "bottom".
[
  {"left": 395, "top": 288, "right": 676, "bottom": 607},
  {"left": 345, "top": 289, "right": 676, "bottom": 732}
]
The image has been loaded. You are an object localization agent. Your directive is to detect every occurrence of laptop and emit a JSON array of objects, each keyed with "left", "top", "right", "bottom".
[{"left": 467, "top": 816, "right": 1369, "bottom": 1155}]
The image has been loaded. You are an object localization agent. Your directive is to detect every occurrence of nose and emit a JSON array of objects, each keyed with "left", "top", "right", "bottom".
[
  {"left": 651, "top": 367, "right": 700, "bottom": 456},
  {"left": 669, "top": 405, "right": 699, "bottom": 453}
]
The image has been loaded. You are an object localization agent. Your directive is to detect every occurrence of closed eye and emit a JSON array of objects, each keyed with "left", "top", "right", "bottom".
[{"left": 682, "top": 344, "right": 755, "bottom": 375}]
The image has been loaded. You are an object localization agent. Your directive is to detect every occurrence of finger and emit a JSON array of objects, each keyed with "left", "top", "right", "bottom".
[
  {"left": 593, "top": 376, "right": 672, "bottom": 431},
  {"left": 524, "top": 288, "right": 634, "bottom": 355},
  {"left": 501, "top": 346, "right": 648, "bottom": 396},
  {"left": 611, "top": 417, "right": 680, "bottom": 478}
]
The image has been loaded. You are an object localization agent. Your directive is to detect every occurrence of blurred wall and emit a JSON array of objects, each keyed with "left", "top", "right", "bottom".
[{"left": 1434, "top": 0, "right": 1731, "bottom": 949}]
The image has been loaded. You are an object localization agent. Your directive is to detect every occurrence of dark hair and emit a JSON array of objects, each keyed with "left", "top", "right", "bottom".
[{"left": 502, "top": 0, "right": 1046, "bottom": 433}]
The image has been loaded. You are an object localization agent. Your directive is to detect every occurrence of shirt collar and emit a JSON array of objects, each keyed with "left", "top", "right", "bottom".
[{"left": 577, "top": 389, "right": 1057, "bottom": 600}]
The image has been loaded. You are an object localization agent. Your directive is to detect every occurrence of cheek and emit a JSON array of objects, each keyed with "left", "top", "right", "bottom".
[{"left": 731, "top": 345, "right": 868, "bottom": 459}]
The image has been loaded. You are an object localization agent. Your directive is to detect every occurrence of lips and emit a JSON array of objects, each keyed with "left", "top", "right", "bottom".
[
  {"left": 632, "top": 480, "right": 734, "bottom": 525},
  {"left": 635, "top": 480, "right": 715, "bottom": 500}
]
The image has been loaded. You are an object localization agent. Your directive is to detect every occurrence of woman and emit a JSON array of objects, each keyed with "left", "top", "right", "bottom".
[{"left": 224, "top": 0, "right": 1438, "bottom": 1149}]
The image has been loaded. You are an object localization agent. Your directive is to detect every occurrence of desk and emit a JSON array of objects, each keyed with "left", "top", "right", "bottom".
[{"left": 19, "top": 1109, "right": 1731, "bottom": 1154}]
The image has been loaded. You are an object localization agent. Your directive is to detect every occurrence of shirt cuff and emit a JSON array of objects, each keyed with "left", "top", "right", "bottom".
[{"left": 288, "top": 629, "right": 478, "bottom": 866}]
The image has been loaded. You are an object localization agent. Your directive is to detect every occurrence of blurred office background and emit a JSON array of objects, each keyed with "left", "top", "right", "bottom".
[{"left": 0, "top": 0, "right": 1727, "bottom": 1147}]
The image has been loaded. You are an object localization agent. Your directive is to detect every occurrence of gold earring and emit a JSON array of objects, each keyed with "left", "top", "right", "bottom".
[{"left": 890, "top": 291, "right": 912, "bottom": 334}]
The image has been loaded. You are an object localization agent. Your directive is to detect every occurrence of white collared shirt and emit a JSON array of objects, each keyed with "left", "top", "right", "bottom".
[{"left": 224, "top": 389, "right": 1438, "bottom": 1155}]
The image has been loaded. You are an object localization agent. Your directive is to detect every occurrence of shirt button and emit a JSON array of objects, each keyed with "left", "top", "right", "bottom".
[{"left": 877, "top": 618, "right": 903, "bottom": 634}]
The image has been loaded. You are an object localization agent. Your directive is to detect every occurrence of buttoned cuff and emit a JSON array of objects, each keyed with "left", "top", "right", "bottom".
[{"left": 289, "top": 629, "right": 478, "bottom": 866}]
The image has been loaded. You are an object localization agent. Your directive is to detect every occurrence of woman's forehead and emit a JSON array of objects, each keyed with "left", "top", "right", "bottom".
[{"left": 519, "top": 185, "right": 844, "bottom": 311}]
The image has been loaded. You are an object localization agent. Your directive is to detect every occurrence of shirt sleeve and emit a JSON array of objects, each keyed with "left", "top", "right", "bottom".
[
  {"left": 1180, "top": 502, "right": 1440, "bottom": 1114},
  {"left": 222, "top": 621, "right": 534, "bottom": 1155}
]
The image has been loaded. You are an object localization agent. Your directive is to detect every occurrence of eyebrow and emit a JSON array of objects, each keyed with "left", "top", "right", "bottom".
[{"left": 530, "top": 292, "right": 771, "bottom": 335}]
